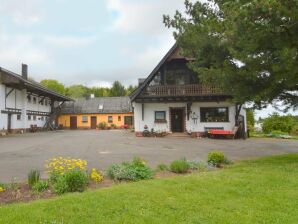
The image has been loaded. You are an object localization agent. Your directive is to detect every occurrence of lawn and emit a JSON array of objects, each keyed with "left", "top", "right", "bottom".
[{"left": 1, "top": 154, "right": 298, "bottom": 224}]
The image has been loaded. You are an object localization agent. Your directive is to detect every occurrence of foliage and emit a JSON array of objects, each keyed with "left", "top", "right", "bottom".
[
  {"left": 156, "top": 164, "right": 169, "bottom": 172},
  {"left": 170, "top": 158, "right": 190, "bottom": 173},
  {"left": 207, "top": 151, "right": 227, "bottom": 167},
  {"left": 262, "top": 113, "right": 297, "bottom": 134},
  {"left": 32, "top": 181, "right": 49, "bottom": 192},
  {"left": 110, "top": 123, "right": 117, "bottom": 129},
  {"left": 66, "top": 85, "right": 90, "bottom": 98},
  {"left": 107, "top": 157, "right": 154, "bottom": 181},
  {"left": 109, "top": 81, "right": 126, "bottom": 97},
  {"left": 187, "top": 160, "right": 213, "bottom": 171},
  {"left": 40, "top": 79, "right": 66, "bottom": 95},
  {"left": 164, "top": 0, "right": 298, "bottom": 110},
  {"left": 90, "top": 169, "right": 103, "bottom": 183},
  {"left": 246, "top": 109, "right": 255, "bottom": 131},
  {"left": 46, "top": 157, "right": 88, "bottom": 175},
  {"left": 28, "top": 170, "right": 40, "bottom": 187},
  {"left": 53, "top": 169, "right": 88, "bottom": 195},
  {"left": 0, "top": 185, "right": 5, "bottom": 193},
  {"left": 1, "top": 154, "right": 298, "bottom": 223},
  {"left": 97, "top": 121, "right": 107, "bottom": 129}
]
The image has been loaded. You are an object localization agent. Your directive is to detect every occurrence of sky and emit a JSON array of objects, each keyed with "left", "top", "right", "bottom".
[{"left": 0, "top": 0, "right": 296, "bottom": 118}]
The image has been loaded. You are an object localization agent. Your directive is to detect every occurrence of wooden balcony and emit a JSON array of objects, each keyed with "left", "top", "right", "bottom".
[{"left": 141, "top": 84, "right": 225, "bottom": 97}]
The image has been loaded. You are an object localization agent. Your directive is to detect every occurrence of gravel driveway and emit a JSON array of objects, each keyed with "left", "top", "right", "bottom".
[{"left": 0, "top": 130, "right": 297, "bottom": 182}]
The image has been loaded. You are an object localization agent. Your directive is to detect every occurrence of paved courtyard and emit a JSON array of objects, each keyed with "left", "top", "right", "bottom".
[{"left": 0, "top": 130, "right": 298, "bottom": 182}]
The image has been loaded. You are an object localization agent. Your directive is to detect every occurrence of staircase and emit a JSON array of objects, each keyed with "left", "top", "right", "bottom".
[{"left": 44, "top": 105, "right": 62, "bottom": 131}]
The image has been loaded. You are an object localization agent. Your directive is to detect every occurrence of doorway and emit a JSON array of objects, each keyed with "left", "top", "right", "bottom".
[
  {"left": 70, "top": 116, "right": 77, "bottom": 129},
  {"left": 170, "top": 108, "right": 185, "bottom": 133},
  {"left": 91, "top": 116, "right": 97, "bottom": 129}
]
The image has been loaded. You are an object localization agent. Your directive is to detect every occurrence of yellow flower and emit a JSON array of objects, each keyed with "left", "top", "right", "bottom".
[
  {"left": 0, "top": 187, "right": 5, "bottom": 193},
  {"left": 90, "top": 168, "right": 103, "bottom": 183}
]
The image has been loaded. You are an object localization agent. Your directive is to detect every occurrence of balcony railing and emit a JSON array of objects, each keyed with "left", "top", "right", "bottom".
[{"left": 141, "top": 84, "right": 225, "bottom": 97}]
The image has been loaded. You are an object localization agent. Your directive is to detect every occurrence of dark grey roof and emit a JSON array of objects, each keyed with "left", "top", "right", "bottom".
[
  {"left": 60, "top": 97, "right": 133, "bottom": 114},
  {"left": 0, "top": 67, "right": 73, "bottom": 102}
]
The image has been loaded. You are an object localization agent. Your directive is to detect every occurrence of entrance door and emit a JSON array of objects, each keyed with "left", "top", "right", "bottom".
[
  {"left": 124, "top": 116, "right": 133, "bottom": 126},
  {"left": 91, "top": 116, "right": 97, "bottom": 129},
  {"left": 7, "top": 114, "right": 12, "bottom": 133},
  {"left": 70, "top": 116, "right": 77, "bottom": 129},
  {"left": 171, "top": 108, "right": 184, "bottom": 132}
]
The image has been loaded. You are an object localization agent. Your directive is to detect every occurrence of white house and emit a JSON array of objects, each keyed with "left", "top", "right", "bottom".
[
  {"left": 0, "top": 64, "right": 72, "bottom": 133},
  {"left": 130, "top": 44, "right": 247, "bottom": 138}
]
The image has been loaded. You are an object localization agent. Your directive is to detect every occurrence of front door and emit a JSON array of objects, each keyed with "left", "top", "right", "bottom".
[
  {"left": 91, "top": 116, "right": 97, "bottom": 129},
  {"left": 70, "top": 116, "right": 77, "bottom": 130},
  {"left": 7, "top": 114, "right": 12, "bottom": 133},
  {"left": 124, "top": 116, "right": 133, "bottom": 126},
  {"left": 171, "top": 108, "right": 184, "bottom": 133}
]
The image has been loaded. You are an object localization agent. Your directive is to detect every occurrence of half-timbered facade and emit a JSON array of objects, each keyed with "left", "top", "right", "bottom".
[
  {"left": 0, "top": 64, "right": 72, "bottom": 133},
  {"left": 130, "top": 44, "right": 247, "bottom": 137}
]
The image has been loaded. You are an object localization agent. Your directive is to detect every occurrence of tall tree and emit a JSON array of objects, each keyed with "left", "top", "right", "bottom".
[
  {"left": 126, "top": 85, "right": 137, "bottom": 96},
  {"left": 109, "top": 81, "right": 126, "bottom": 97},
  {"left": 164, "top": 0, "right": 298, "bottom": 111},
  {"left": 66, "top": 85, "right": 90, "bottom": 98},
  {"left": 40, "top": 79, "right": 66, "bottom": 94}
]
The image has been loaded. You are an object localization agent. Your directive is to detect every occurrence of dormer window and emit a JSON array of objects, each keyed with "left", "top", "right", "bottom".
[{"left": 98, "top": 104, "right": 103, "bottom": 110}]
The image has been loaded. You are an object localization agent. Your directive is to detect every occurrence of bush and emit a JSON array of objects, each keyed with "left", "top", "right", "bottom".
[
  {"left": 156, "top": 164, "right": 169, "bottom": 172},
  {"left": 107, "top": 157, "right": 154, "bottom": 181},
  {"left": 110, "top": 123, "right": 117, "bottom": 129},
  {"left": 97, "top": 122, "right": 107, "bottom": 130},
  {"left": 207, "top": 151, "right": 227, "bottom": 167},
  {"left": 90, "top": 168, "right": 104, "bottom": 183},
  {"left": 262, "top": 113, "right": 296, "bottom": 134},
  {"left": 170, "top": 158, "right": 190, "bottom": 173},
  {"left": 28, "top": 170, "right": 40, "bottom": 187},
  {"left": 32, "top": 181, "right": 49, "bottom": 192},
  {"left": 53, "top": 169, "right": 88, "bottom": 195},
  {"left": 0, "top": 183, "right": 6, "bottom": 193}
]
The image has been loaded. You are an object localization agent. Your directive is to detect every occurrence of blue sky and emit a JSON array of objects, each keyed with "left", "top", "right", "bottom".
[{"left": 0, "top": 0, "right": 296, "bottom": 118}]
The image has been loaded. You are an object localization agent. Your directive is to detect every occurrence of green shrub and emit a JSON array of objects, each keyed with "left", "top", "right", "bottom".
[
  {"left": 53, "top": 169, "right": 88, "bottom": 195},
  {"left": 207, "top": 151, "right": 226, "bottom": 167},
  {"left": 28, "top": 170, "right": 40, "bottom": 187},
  {"left": 156, "top": 164, "right": 169, "bottom": 172},
  {"left": 262, "top": 113, "right": 296, "bottom": 134},
  {"left": 107, "top": 157, "right": 154, "bottom": 181},
  {"left": 170, "top": 158, "right": 190, "bottom": 173},
  {"left": 32, "top": 181, "right": 49, "bottom": 192},
  {"left": 110, "top": 123, "right": 117, "bottom": 129},
  {"left": 97, "top": 122, "right": 107, "bottom": 130}
]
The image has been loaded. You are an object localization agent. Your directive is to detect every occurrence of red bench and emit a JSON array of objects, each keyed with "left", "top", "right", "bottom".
[{"left": 208, "top": 127, "right": 238, "bottom": 139}]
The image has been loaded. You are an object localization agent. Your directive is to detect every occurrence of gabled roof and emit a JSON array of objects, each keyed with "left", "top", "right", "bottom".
[
  {"left": 60, "top": 97, "right": 133, "bottom": 114},
  {"left": 129, "top": 43, "right": 179, "bottom": 102},
  {"left": 0, "top": 67, "right": 73, "bottom": 102}
]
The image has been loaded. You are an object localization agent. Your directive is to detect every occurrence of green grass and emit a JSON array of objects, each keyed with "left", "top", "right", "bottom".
[{"left": 1, "top": 154, "right": 298, "bottom": 224}]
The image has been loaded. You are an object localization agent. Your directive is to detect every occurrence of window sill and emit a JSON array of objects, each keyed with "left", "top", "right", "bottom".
[{"left": 154, "top": 120, "right": 167, "bottom": 124}]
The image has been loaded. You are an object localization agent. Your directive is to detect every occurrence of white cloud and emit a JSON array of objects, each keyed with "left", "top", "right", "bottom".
[
  {"left": 44, "top": 36, "right": 97, "bottom": 48},
  {"left": 0, "top": 31, "right": 49, "bottom": 71},
  {"left": 0, "top": 0, "right": 45, "bottom": 25},
  {"left": 105, "top": 0, "right": 186, "bottom": 36}
]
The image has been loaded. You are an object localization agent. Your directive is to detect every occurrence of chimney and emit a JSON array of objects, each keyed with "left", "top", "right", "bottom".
[{"left": 22, "top": 64, "right": 28, "bottom": 80}]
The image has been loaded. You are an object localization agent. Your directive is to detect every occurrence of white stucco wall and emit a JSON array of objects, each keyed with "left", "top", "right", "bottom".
[
  {"left": 0, "top": 81, "right": 52, "bottom": 131},
  {"left": 133, "top": 101, "right": 247, "bottom": 133}
]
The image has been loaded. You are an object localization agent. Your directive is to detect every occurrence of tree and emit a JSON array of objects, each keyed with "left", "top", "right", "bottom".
[
  {"left": 109, "top": 81, "right": 126, "bottom": 97},
  {"left": 126, "top": 85, "right": 137, "bottom": 96},
  {"left": 164, "top": 0, "right": 298, "bottom": 111},
  {"left": 66, "top": 85, "right": 90, "bottom": 98},
  {"left": 40, "top": 79, "right": 66, "bottom": 95},
  {"left": 246, "top": 109, "right": 255, "bottom": 131},
  {"left": 262, "top": 113, "right": 296, "bottom": 134}
]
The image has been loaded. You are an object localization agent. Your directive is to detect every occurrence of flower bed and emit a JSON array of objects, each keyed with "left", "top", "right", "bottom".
[{"left": 0, "top": 151, "right": 230, "bottom": 205}]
